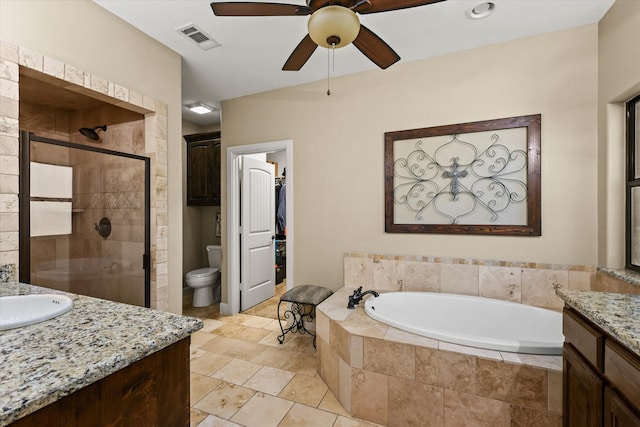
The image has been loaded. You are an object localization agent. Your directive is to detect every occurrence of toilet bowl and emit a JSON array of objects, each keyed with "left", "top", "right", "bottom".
[{"left": 185, "top": 245, "right": 222, "bottom": 307}]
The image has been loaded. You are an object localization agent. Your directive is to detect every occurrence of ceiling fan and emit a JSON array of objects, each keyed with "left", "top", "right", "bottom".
[{"left": 210, "top": 0, "right": 446, "bottom": 71}]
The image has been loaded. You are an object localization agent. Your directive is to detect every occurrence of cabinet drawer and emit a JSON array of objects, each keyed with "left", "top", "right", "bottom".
[
  {"left": 605, "top": 340, "right": 640, "bottom": 413},
  {"left": 564, "top": 308, "right": 604, "bottom": 370}
]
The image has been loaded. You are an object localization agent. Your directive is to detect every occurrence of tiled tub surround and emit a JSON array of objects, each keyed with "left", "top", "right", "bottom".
[
  {"left": 344, "top": 252, "right": 597, "bottom": 310},
  {"left": 0, "top": 283, "right": 202, "bottom": 425},
  {"left": 316, "top": 287, "right": 563, "bottom": 426}
]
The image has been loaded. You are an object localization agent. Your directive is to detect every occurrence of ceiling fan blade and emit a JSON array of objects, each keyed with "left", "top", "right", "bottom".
[
  {"left": 282, "top": 35, "right": 318, "bottom": 71},
  {"left": 210, "top": 2, "right": 311, "bottom": 16},
  {"left": 352, "top": 25, "right": 400, "bottom": 69},
  {"left": 358, "top": 0, "right": 445, "bottom": 14}
]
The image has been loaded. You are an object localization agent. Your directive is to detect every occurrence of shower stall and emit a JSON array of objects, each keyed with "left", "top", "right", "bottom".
[{"left": 19, "top": 131, "right": 151, "bottom": 307}]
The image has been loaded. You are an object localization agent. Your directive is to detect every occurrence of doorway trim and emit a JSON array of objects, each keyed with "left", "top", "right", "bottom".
[{"left": 223, "top": 139, "right": 293, "bottom": 315}]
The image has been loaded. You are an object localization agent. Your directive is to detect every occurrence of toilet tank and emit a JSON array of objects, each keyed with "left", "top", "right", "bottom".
[{"left": 206, "top": 245, "right": 222, "bottom": 269}]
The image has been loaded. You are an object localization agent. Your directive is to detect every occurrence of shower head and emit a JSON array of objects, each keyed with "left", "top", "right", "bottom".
[{"left": 79, "top": 125, "right": 107, "bottom": 141}]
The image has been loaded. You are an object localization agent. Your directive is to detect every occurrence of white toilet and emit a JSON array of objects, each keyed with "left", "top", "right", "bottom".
[{"left": 185, "top": 245, "right": 222, "bottom": 307}]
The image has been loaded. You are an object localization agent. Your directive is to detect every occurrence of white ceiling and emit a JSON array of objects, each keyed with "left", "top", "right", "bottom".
[{"left": 93, "top": 0, "right": 614, "bottom": 126}]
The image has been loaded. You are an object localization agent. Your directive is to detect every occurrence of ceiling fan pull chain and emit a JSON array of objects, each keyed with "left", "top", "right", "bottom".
[{"left": 327, "top": 43, "right": 334, "bottom": 96}]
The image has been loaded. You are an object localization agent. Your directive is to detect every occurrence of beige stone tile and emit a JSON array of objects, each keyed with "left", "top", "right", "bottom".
[
  {"left": 230, "top": 392, "right": 293, "bottom": 427},
  {"left": 438, "top": 341, "right": 503, "bottom": 361},
  {"left": 199, "top": 335, "right": 241, "bottom": 355},
  {"left": 262, "top": 318, "right": 284, "bottom": 332},
  {"left": 568, "top": 270, "right": 593, "bottom": 291},
  {"left": 233, "top": 325, "right": 272, "bottom": 343},
  {"left": 521, "top": 268, "right": 567, "bottom": 309},
  {"left": 318, "top": 338, "right": 340, "bottom": 395},
  {"left": 191, "top": 372, "right": 223, "bottom": 405},
  {"left": 342, "top": 308, "right": 387, "bottom": 339},
  {"left": 282, "top": 335, "right": 316, "bottom": 354},
  {"left": 441, "top": 263, "right": 479, "bottom": 295},
  {"left": 191, "top": 408, "right": 209, "bottom": 427},
  {"left": 249, "top": 346, "right": 295, "bottom": 369},
  {"left": 212, "top": 358, "right": 262, "bottom": 385},
  {"left": 388, "top": 376, "right": 444, "bottom": 427},
  {"left": 363, "top": 337, "right": 415, "bottom": 380},
  {"left": 500, "top": 352, "right": 562, "bottom": 372},
  {"left": 318, "top": 390, "right": 350, "bottom": 417},
  {"left": 191, "top": 331, "right": 217, "bottom": 349},
  {"left": 243, "top": 365, "right": 295, "bottom": 396},
  {"left": 317, "top": 310, "right": 330, "bottom": 342},
  {"left": 384, "top": 327, "right": 439, "bottom": 349},
  {"left": 258, "top": 330, "right": 288, "bottom": 348},
  {"left": 333, "top": 417, "right": 385, "bottom": 427},
  {"left": 279, "top": 351, "right": 319, "bottom": 377},
  {"left": 278, "top": 403, "right": 338, "bottom": 427},
  {"left": 476, "top": 358, "right": 548, "bottom": 411},
  {"left": 372, "top": 257, "right": 405, "bottom": 291},
  {"left": 193, "top": 382, "right": 255, "bottom": 419},
  {"left": 195, "top": 414, "right": 243, "bottom": 426},
  {"left": 416, "top": 346, "right": 476, "bottom": 393},
  {"left": 350, "top": 335, "right": 364, "bottom": 369},
  {"left": 510, "top": 405, "right": 562, "bottom": 427},
  {"left": 190, "top": 352, "right": 233, "bottom": 376},
  {"left": 351, "top": 369, "right": 388, "bottom": 426},
  {"left": 344, "top": 256, "right": 374, "bottom": 288},
  {"left": 279, "top": 373, "right": 329, "bottom": 407},
  {"left": 213, "top": 322, "right": 248, "bottom": 338},
  {"left": 479, "top": 265, "right": 522, "bottom": 303},
  {"left": 548, "top": 371, "right": 563, "bottom": 415},
  {"left": 240, "top": 315, "right": 274, "bottom": 329},
  {"left": 201, "top": 318, "right": 225, "bottom": 332},
  {"left": 331, "top": 320, "right": 352, "bottom": 364},
  {"left": 444, "top": 389, "right": 510, "bottom": 427},
  {"left": 405, "top": 260, "right": 440, "bottom": 292},
  {"left": 339, "top": 358, "right": 352, "bottom": 412},
  {"left": 221, "top": 339, "right": 267, "bottom": 361}
]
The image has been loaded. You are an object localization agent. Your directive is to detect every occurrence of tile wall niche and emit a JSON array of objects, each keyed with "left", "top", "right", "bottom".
[{"left": 0, "top": 42, "right": 170, "bottom": 310}]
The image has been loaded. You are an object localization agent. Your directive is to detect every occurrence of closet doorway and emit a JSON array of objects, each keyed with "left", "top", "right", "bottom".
[{"left": 224, "top": 140, "right": 293, "bottom": 315}]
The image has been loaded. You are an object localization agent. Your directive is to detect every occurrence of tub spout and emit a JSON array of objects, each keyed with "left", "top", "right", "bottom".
[{"left": 347, "top": 286, "right": 379, "bottom": 309}]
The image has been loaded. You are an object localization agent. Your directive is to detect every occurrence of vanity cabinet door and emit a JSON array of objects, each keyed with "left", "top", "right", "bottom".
[
  {"left": 564, "top": 343, "right": 603, "bottom": 427},
  {"left": 604, "top": 388, "right": 640, "bottom": 427}
]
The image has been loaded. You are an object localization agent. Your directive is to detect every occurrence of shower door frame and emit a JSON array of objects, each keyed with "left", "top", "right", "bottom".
[{"left": 18, "top": 131, "right": 152, "bottom": 307}]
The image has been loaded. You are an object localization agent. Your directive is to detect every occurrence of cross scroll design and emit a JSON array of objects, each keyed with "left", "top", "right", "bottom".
[{"left": 392, "top": 132, "right": 528, "bottom": 225}]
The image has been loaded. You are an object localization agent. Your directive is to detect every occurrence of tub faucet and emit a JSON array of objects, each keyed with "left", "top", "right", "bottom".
[{"left": 347, "top": 286, "right": 379, "bottom": 309}]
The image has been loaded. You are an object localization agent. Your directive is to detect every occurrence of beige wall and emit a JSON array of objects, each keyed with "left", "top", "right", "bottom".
[
  {"left": 0, "top": 0, "right": 184, "bottom": 313},
  {"left": 597, "top": 0, "right": 640, "bottom": 268},
  {"left": 221, "top": 24, "right": 599, "bottom": 291}
]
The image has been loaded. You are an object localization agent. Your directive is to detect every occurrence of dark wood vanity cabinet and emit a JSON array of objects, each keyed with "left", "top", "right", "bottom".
[
  {"left": 563, "top": 307, "right": 640, "bottom": 427},
  {"left": 186, "top": 131, "right": 221, "bottom": 206}
]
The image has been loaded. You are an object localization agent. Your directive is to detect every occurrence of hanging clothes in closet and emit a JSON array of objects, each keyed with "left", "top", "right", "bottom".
[{"left": 275, "top": 171, "right": 286, "bottom": 237}]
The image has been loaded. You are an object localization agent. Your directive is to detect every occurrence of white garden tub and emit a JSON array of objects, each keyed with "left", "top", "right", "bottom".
[{"left": 364, "top": 292, "right": 564, "bottom": 355}]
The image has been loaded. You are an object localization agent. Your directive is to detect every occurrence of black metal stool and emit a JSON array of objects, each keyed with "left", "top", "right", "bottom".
[{"left": 277, "top": 285, "right": 333, "bottom": 348}]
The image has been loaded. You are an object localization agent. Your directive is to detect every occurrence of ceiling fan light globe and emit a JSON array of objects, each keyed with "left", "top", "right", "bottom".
[{"left": 308, "top": 6, "right": 360, "bottom": 48}]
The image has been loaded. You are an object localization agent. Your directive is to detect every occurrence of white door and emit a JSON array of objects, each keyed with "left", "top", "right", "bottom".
[{"left": 240, "top": 156, "right": 276, "bottom": 310}]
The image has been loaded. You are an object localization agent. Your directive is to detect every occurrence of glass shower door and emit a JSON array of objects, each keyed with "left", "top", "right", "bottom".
[{"left": 20, "top": 132, "right": 150, "bottom": 307}]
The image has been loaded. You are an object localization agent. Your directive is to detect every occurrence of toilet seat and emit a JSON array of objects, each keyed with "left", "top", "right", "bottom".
[{"left": 186, "top": 267, "right": 218, "bottom": 280}]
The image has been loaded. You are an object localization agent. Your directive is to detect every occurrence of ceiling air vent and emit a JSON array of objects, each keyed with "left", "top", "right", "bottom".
[{"left": 177, "top": 24, "right": 221, "bottom": 50}]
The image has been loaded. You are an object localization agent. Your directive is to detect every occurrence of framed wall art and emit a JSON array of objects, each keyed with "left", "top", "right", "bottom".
[{"left": 384, "top": 114, "right": 541, "bottom": 236}]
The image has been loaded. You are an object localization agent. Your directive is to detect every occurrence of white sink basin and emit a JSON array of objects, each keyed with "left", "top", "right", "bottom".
[{"left": 0, "top": 294, "right": 73, "bottom": 331}]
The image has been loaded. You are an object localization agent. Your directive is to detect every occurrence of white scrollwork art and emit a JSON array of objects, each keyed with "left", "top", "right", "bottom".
[{"left": 384, "top": 115, "right": 541, "bottom": 236}]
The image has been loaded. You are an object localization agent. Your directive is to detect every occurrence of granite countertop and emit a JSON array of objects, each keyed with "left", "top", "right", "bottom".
[
  {"left": 557, "top": 289, "right": 640, "bottom": 358},
  {"left": 0, "top": 283, "right": 203, "bottom": 426}
]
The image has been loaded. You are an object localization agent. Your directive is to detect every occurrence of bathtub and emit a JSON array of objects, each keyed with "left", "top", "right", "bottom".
[{"left": 364, "top": 292, "right": 564, "bottom": 355}]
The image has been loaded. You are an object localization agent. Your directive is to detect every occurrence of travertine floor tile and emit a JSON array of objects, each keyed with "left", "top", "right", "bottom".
[
  {"left": 279, "top": 352, "right": 319, "bottom": 377},
  {"left": 212, "top": 358, "right": 262, "bottom": 385},
  {"left": 250, "top": 346, "right": 295, "bottom": 369},
  {"left": 240, "top": 315, "right": 274, "bottom": 329},
  {"left": 243, "top": 365, "right": 295, "bottom": 395},
  {"left": 318, "top": 390, "right": 350, "bottom": 417},
  {"left": 191, "top": 408, "right": 208, "bottom": 427},
  {"left": 191, "top": 331, "right": 217, "bottom": 348},
  {"left": 333, "top": 416, "right": 386, "bottom": 427},
  {"left": 191, "top": 352, "right": 234, "bottom": 376},
  {"left": 191, "top": 372, "right": 223, "bottom": 405},
  {"left": 230, "top": 392, "right": 293, "bottom": 427},
  {"left": 278, "top": 403, "right": 337, "bottom": 427},
  {"left": 279, "top": 373, "right": 328, "bottom": 407},
  {"left": 193, "top": 382, "right": 255, "bottom": 419},
  {"left": 195, "top": 414, "right": 243, "bottom": 427}
]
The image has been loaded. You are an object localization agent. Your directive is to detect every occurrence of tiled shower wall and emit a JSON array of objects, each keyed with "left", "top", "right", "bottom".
[
  {"left": 344, "top": 252, "right": 595, "bottom": 310},
  {"left": 0, "top": 42, "right": 170, "bottom": 310}
]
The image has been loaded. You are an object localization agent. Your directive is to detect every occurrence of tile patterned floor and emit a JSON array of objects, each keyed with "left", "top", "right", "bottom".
[{"left": 184, "top": 288, "right": 383, "bottom": 427}]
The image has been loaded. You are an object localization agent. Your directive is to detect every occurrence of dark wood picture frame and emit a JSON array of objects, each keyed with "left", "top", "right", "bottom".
[{"left": 384, "top": 114, "right": 541, "bottom": 236}]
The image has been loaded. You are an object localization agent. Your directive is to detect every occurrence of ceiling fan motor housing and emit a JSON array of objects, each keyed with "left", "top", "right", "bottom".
[{"left": 307, "top": 5, "right": 360, "bottom": 48}]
